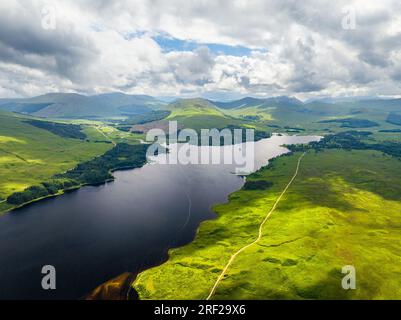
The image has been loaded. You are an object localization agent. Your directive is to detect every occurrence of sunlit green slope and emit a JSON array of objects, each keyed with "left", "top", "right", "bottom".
[
  {"left": 133, "top": 148, "right": 401, "bottom": 299},
  {"left": 166, "top": 98, "right": 247, "bottom": 131},
  {"left": 0, "top": 112, "right": 111, "bottom": 211}
]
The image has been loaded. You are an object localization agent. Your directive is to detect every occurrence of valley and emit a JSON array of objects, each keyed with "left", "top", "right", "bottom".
[
  {"left": 2, "top": 0, "right": 401, "bottom": 306},
  {"left": 1, "top": 93, "right": 401, "bottom": 300}
]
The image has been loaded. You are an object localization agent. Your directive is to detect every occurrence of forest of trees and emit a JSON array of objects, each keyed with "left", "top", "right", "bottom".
[
  {"left": 7, "top": 180, "right": 78, "bottom": 205},
  {"left": 319, "top": 118, "right": 379, "bottom": 128},
  {"left": 25, "top": 120, "right": 87, "bottom": 139},
  {"left": 243, "top": 180, "right": 273, "bottom": 190},
  {"left": 58, "top": 143, "right": 148, "bottom": 185},
  {"left": 289, "top": 131, "right": 401, "bottom": 158}
]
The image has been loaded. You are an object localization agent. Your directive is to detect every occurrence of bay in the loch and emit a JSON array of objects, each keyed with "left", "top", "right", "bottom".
[{"left": 0, "top": 134, "right": 320, "bottom": 299}]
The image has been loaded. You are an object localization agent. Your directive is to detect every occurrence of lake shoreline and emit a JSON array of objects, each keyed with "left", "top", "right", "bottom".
[
  {"left": 85, "top": 137, "right": 311, "bottom": 300},
  {"left": 0, "top": 133, "right": 282, "bottom": 216},
  {"left": 0, "top": 144, "right": 149, "bottom": 216},
  {"left": 0, "top": 134, "right": 321, "bottom": 299},
  {"left": 0, "top": 168, "right": 135, "bottom": 216}
]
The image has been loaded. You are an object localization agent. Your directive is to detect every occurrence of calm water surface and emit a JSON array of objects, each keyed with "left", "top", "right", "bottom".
[{"left": 0, "top": 135, "right": 320, "bottom": 299}]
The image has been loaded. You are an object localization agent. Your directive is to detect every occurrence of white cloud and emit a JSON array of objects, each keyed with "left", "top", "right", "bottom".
[{"left": 0, "top": 0, "right": 400, "bottom": 99}]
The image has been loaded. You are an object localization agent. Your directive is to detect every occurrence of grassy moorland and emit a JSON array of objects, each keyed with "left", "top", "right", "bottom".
[
  {"left": 0, "top": 112, "right": 113, "bottom": 212},
  {"left": 133, "top": 145, "right": 401, "bottom": 299},
  {"left": 0, "top": 92, "right": 165, "bottom": 118},
  {"left": 6, "top": 142, "right": 148, "bottom": 207},
  {"left": 0, "top": 112, "right": 147, "bottom": 214}
]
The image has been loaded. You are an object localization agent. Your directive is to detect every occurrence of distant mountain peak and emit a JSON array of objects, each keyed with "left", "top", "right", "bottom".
[
  {"left": 0, "top": 92, "right": 166, "bottom": 118},
  {"left": 264, "top": 96, "right": 303, "bottom": 105},
  {"left": 213, "top": 95, "right": 303, "bottom": 109}
]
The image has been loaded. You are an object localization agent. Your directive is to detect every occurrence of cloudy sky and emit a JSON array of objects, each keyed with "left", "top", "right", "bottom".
[{"left": 0, "top": 0, "right": 400, "bottom": 100}]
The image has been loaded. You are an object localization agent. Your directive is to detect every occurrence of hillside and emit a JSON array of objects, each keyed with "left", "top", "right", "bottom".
[
  {"left": 213, "top": 96, "right": 401, "bottom": 136},
  {"left": 213, "top": 96, "right": 302, "bottom": 110},
  {"left": 122, "top": 95, "right": 401, "bottom": 140},
  {"left": 164, "top": 98, "right": 248, "bottom": 130},
  {"left": 0, "top": 93, "right": 166, "bottom": 119},
  {"left": 0, "top": 112, "right": 112, "bottom": 212},
  {"left": 338, "top": 98, "right": 401, "bottom": 112},
  {"left": 213, "top": 97, "right": 268, "bottom": 109},
  {"left": 133, "top": 136, "right": 401, "bottom": 299},
  {"left": 168, "top": 98, "right": 224, "bottom": 116},
  {"left": 126, "top": 98, "right": 273, "bottom": 137}
]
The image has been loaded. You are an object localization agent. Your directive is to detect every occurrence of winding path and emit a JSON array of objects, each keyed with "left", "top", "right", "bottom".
[{"left": 206, "top": 152, "right": 306, "bottom": 300}]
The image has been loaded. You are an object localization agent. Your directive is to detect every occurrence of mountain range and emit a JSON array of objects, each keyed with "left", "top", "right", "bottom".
[
  {"left": 0, "top": 93, "right": 401, "bottom": 122},
  {"left": 0, "top": 93, "right": 166, "bottom": 119}
]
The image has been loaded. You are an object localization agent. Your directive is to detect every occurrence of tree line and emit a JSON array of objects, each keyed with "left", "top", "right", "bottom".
[
  {"left": 25, "top": 120, "right": 87, "bottom": 140},
  {"left": 288, "top": 131, "right": 401, "bottom": 158}
]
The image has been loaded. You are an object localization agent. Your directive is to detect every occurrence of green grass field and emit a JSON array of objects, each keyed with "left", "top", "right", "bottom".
[
  {"left": 133, "top": 149, "right": 401, "bottom": 299},
  {"left": 3, "top": 98, "right": 401, "bottom": 299},
  {"left": 0, "top": 112, "right": 113, "bottom": 212}
]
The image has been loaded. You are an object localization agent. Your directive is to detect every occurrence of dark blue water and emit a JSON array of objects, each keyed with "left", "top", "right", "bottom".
[{"left": 0, "top": 135, "right": 320, "bottom": 299}]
